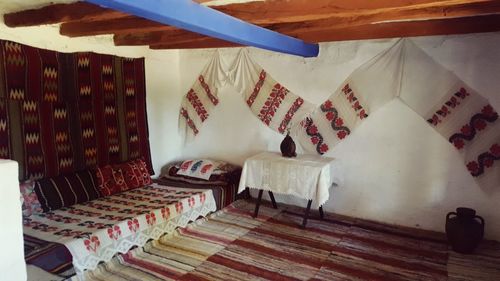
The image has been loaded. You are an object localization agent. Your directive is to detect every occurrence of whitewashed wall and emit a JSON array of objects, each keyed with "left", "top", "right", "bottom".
[
  {"left": 0, "top": 18, "right": 499, "bottom": 241},
  {"left": 176, "top": 33, "right": 500, "bottom": 240},
  {"left": 0, "top": 160, "right": 26, "bottom": 281}
]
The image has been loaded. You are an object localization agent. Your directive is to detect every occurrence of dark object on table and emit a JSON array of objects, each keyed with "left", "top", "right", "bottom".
[
  {"left": 446, "top": 207, "right": 484, "bottom": 254},
  {"left": 280, "top": 133, "right": 297, "bottom": 157}
]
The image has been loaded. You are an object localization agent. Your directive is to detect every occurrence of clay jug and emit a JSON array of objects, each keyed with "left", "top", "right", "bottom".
[
  {"left": 280, "top": 133, "right": 297, "bottom": 158},
  {"left": 445, "top": 207, "right": 484, "bottom": 254}
]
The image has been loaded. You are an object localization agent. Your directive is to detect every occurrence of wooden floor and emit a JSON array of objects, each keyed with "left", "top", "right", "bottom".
[{"left": 46, "top": 200, "right": 500, "bottom": 280}]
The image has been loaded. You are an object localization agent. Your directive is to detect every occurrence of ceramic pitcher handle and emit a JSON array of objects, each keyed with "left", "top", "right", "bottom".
[
  {"left": 475, "top": 215, "right": 485, "bottom": 227},
  {"left": 446, "top": 212, "right": 457, "bottom": 220}
]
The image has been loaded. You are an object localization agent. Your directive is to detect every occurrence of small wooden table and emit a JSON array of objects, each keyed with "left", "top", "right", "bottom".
[{"left": 238, "top": 152, "right": 338, "bottom": 228}]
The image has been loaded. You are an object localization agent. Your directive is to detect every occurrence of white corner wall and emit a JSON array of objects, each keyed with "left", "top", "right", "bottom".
[
  {"left": 0, "top": 160, "right": 26, "bottom": 281},
  {"left": 175, "top": 32, "right": 500, "bottom": 240}
]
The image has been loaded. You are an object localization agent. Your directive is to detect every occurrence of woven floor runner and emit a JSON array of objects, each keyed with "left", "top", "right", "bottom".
[{"left": 84, "top": 200, "right": 500, "bottom": 281}]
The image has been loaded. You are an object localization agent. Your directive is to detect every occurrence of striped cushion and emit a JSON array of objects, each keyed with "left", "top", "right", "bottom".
[{"left": 34, "top": 170, "right": 101, "bottom": 212}]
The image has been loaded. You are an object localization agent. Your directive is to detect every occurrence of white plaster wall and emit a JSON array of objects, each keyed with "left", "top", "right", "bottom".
[
  {"left": 0, "top": 160, "right": 26, "bottom": 281},
  {"left": 0, "top": 22, "right": 180, "bottom": 175},
  {"left": 176, "top": 32, "right": 500, "bottom": 240}
]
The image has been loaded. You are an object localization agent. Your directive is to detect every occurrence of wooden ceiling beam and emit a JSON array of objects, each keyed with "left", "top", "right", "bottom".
[
  {"left": 62, "top": 0, "right": 499, "bottom": 38},
  {"left": 3, "top": 2, "right": 127, "bottom": 27},
  {"left": 3, "top": 0, "right": 213, "bottom": 28},
  {"left": 114, "top": 0, "right": 500, "bottom": 46},
  {"left": 149, "top": 14, "right": 500, "bottom": 49},
  {"left": 150, "top": 37, "right": 240, "bottom": 50}
]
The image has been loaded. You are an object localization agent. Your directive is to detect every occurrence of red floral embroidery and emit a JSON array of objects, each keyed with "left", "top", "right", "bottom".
[
  {"left": 188, "top": 197, "right": 195, "bottom": 208},
  {"left": 311, "top": 136, "right": 319, "bottom": 144},
  {"left": 258, "top": 83, "right": 288, "bottom": 126},
  {"left": 198, "top": 75, "right": 218, "bottom": 105},
  {"left": 308, "top": 124, "right": 318, "bottom": 135},
  {"left": 428, "top": 87, "right": 470, "bottom": 127},
  {"left": 187, "top": 89, "right": 209, "bottom": 122},
  {"left": 491, "top": 144, "right": 500, "bottom": 157},
  {"left": 127, "top": 218, "right": 140, "bottom": 233},
  {"left": 337, "top": 131, "right": 347, "bottom": 139},
  {"left": 467, "top": 161, "right": 479, "bottom": 174},
  {"left": 161, "top": 207, "right": 170, "bottom": 220},
  {"left": 473, "top": 119, "right": 487, "bottom": 131},
  {"left": 341, "top": 84, "right": 368, "bottom": 119},
  {"left": 326, "top": 111, "right": 334, "bottom": 121},
  {"left": 319, "top": 143, "right": 329, "bottom": 154},
  {"left": 176, "top": 202, "right": 183, "bottom": 213},
  {"left": 84, "top": 236, "right": 100, "bottom": 253},
  {"left": 199, "top": 193, "right": 206, "bottom": 204},
  {"left": 427, "top": 114, "right": 441, "bottom": 126},
  {"left": 453, "top": 139, "right": 464, "bottom": 149},
  {"left": 449, "top": 104, "right": 498, "bottom": 149},
  {"left": 180, "top": 108, "right": 199, "bottom": 135},
  {"left": 436, "top": 106, "right": 450, "bottom": 117},
  {"left": 146, "top": 212, "right": 156, "bottom": 226},
  {"left": 323, "top": 100, "right": 333, "bottom": 109},
  {"left": 247, "top": 70, "right": 266, "bottom": 107},
  {"left": 278, "top": 97, "right": 304, "bottom": 134},
  {"left": 107, "top": 225, "right": 121, "bottom": 240}
]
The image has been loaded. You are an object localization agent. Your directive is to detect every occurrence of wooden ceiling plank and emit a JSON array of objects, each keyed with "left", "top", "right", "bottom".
[
  {"left": 150, "top": 37, "right": 240, "bottom": 50},
  {"left": 298, "top": 14, "right": 500, "bottom": 43},
  {"left": 85, "top": 0, "right": 319, "bottom": 57},
  {"left": 3, "top": 2, "right": 127, "bottom": 27},
  {"left": 63, "top": 0, "right": 497, "bottom": 37},
  {"left": 267, "top": 0, "right": 500, "bottom": 35},
  {"left": 149, "top": 14, "right": 500, "bottom": 49},
  {"left": 114, "top": 0, "right": 500, "bottom": 46}
]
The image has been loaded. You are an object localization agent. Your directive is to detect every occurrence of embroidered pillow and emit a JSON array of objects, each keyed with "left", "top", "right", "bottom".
[
  {"left": 114, "top": 161, "right": 142, "bottom": 190},
  {"left": 133, "top": 158, "right": 152, "bottom": 186},
  {"left": 176, "top": 159, "right": 217, "bottom": 180},
  {"left": 19, "top": 180, "right": 43, "bottom": 217},
  {"left": 34, "top": 170, "right": 101, "bottom": 212},
  {"left": 96, "top": 165, "right": 128, "bottom": 196}
]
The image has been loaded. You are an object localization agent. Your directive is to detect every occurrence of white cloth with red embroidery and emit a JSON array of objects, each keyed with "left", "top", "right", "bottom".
[
  {"left": 179, "top": 52, "right": 227, "bottom": 140},
  {"left": 178, "top": 39, "right": 499, "bottom": 189},
  {"left": 22, "top": 184, "right": 216, "bottom": 276},
  {"left": 238, "top": 151, "right": 341, "bottom": 207},
  {"left": 229, "top": 51, "right": 316, "bottom": 134},
  {"left": 296, "top": 41, "right": 404, "bottom": 155},
  {"left": 398, "top": 40, "right": 500, "bottom": 189}
]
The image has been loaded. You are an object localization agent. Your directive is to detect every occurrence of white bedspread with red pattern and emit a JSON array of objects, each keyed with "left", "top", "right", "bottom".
[{"left": 23, "top": 183, "right": 216, "bottom": 276}]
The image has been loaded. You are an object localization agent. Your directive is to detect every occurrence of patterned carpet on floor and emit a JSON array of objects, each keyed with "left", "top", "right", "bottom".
[{"left": 84, "top": 200, "right": 500, "bottom": 281}]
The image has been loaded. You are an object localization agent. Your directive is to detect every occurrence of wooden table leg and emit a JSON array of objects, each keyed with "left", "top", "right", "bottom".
[
  {"left": 253, "top": 190, "right": 264, "bottom": 218},
  {"left": 301, "top": 200, "right": 313, "bottom": 228},
  {"left": 319, "top": 206, "right": 324, "bottom": 219},
  {"left": 268, "top": 191, "right": 278, "bottom": 209}
]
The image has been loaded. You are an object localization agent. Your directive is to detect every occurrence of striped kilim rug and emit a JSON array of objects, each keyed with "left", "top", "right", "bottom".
[{"left": 84, "top": 200, "right": 500, "bottom": 281}]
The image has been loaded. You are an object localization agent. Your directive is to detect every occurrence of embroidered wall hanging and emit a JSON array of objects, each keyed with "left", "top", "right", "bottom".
[
  {"left": 296, "top": 41, "right": 405, "bottom": 155},
  {"left": 398, "top": 40, "right": 499, "bottom": 189},
  {"left": 178, "top": 39, "right": 499, "bottom": 189},
  {"left": 179, "top": 52, "right": 227, "bottom": 140},
  {"left": 230, "top": 51, "right": 316, "bottom": 135},
  {"left": 0, "top": 40, "right": 153, "bottom": 180}
]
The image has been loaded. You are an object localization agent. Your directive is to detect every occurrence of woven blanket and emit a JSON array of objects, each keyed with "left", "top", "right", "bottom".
[
  {"left": 23, "top": 184, "right": 216, "bottom": 276},
  {"left": 80, "top": 200, "right": 500, "bottom": 281}
]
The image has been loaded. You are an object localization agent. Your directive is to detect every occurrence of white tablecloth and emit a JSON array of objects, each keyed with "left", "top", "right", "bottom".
[{"left": 238, "top": 152, "right": 342, "bottom": 207}]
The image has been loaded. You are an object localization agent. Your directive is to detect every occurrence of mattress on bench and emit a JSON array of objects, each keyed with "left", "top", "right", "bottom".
[{"left": 23, "top": 183, "right": 216, "bottom": 276}]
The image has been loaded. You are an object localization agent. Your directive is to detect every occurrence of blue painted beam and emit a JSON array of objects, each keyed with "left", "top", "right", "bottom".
[{"left": 85, "top": 0, "right": 319, "bottom": 57}]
